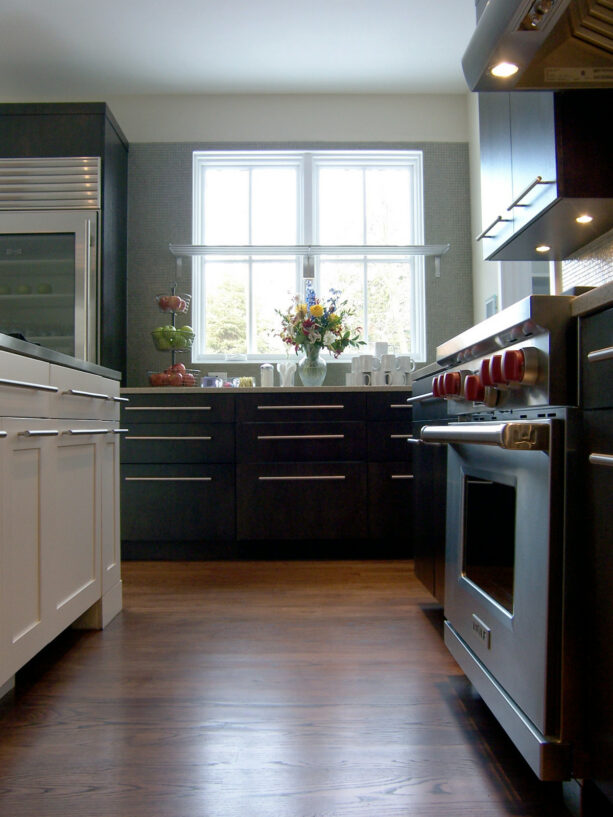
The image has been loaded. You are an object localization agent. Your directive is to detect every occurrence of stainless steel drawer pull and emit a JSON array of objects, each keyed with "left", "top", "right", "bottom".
[
  {"left": 421, "top": 421, "right": 550, "bottom": 451},
  {"left": 258, "top": 475, "right": 346, "bottom": 482},
  {"left": 390, "top": 434, "right": 412, "bottom": 439},
  {"left": 18, "top": 429, "right": 59, "bottom": 437},
  {"left": 389, "top": 404, "right": 412, "bottom": 409},
  {"left": 125, "top": 435, "right": 212, "bottom": 441},
  {"left": 112, "top": 396, "right": 130, "bottom": 402},
  {"left": 63, "top": 388, "right": 110, "bottom": 400},
  {"left": 0, "top": 376, "right": 58, "bottom": 393},
  {"left": 476, "top": 214, "right": 511, "bottom": 241},
  {"left": 507, "top": 175, "right": 555, "bottom": 210},
  {"left": 113, "top": 428, "right": 130, "bottom": 434},
  {"left": 0, "top": 431, "right": 7, "bottom": 438},
  {"left": 406, "top": 437, "right": 421, "bottom": 444},
  {"left": 256, "top": 404, "right": 344, "bottom": 411},
  {"left": 256, "top": 434, "right": 345, "bottom": 441},
  {"left": 62, "top": 428, "right": 109, "bottom": 435},
  {"left": 587, "top": 345, "right": 613, "bottom": 363},
  {"left": 124, "top": 406, "right": 212, "bottom": 411},
  {"left": 589, "top": 453, "right": 613, "bottom": 468},
  {"left": 124, "top": 476, "right": 213, "bottom": 482},
  {"left": 390, "top": 474, "right": 414, "bottom": 480},
  {"left": 405, "top": 392, "right": 436, "bottom": 404}
]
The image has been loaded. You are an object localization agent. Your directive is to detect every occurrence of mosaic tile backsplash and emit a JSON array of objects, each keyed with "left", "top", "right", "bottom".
[{"left": 562, "top": 227, "right": 613, "bottom": 291}]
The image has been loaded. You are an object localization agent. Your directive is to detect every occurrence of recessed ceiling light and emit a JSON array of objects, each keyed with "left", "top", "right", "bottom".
[
  {"left": 576, "top": 214, "right": 593, "bottom": 224},
  {"left": 490, "top": 62, "right": 519, "bottom": 78},
  {"left": 536, "top": 244, "right": 551, "bottom": 253}
]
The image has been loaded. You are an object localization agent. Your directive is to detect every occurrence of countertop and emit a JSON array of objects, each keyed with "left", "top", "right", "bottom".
[
  {"left": 571, "top": 280, "right": 613, "bottom": 317},
  {"left": 121, "top": 385, "right": 413, "bottom": 394},
  {"left": 0, "top": 332, "right": 122, "bottom": 380}
]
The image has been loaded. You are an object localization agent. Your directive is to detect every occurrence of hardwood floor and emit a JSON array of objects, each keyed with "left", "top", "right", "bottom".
[{"left": 0, "top": 560, "right": 571, "bottom": 817}]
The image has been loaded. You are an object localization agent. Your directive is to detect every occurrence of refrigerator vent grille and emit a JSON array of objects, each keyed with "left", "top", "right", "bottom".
[{"left": 0, "top": 157, "right": 101, "bottom": 209}]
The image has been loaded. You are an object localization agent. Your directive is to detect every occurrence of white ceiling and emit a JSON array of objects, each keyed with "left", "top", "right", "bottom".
[{"left": 0, "top": 0, "right": 477, "bottom": 98}]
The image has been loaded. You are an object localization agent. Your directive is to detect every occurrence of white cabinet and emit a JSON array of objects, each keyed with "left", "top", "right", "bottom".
[{"left": 0, "top": 352, "right": 122, "bottom": 692}]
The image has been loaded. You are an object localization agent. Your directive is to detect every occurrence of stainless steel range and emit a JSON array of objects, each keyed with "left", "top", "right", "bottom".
[{"left": 420, "top": 295, "right": 583, "bottom": 782}]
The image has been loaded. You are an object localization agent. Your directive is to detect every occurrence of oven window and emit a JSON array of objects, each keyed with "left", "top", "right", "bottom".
[{"left": 462, "top": 475, "right": 516, "bottom": 613}]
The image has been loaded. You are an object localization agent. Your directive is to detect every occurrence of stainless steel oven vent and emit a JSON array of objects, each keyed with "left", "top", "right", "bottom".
[{"left": 0, "top": 157, "right": 101, "bottom": 210}]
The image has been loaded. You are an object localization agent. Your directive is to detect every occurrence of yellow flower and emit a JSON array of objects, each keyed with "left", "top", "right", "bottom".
[
  {"left": 296, "top": 303, "right": 307, "bottom": 317},
  {"left": 310, "top": 303, "right": 324, "bottom": 318},
  {"left": 328, "top": 312, "right": 340, "bottom": 323}
]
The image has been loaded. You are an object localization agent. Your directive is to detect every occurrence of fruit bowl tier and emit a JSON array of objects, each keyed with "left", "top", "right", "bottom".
[
  {"left": 151, "top": 327, "right": 195, "bottom": 351},
  {"left": 148, "top": 367, "right": 200, "bottom": 387},
  {"left": 156, "top": 293, "right": 191, "bottom": 314}
]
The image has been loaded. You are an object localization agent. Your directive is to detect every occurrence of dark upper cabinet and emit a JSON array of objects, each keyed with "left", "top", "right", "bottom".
[
  {"left": 477, "top": 90, "right": 613, "bottom": 262},
  {"left": 0, "top": 103, "right": 128, "bottom": 380}
]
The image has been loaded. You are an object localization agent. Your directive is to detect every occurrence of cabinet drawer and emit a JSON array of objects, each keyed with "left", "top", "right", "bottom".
[
  {"left": 121, "top": 392, "right": 235, "bottom": 423},
  {"left": 0, "top": 349, "right": 52, "bottom": 418},
  {"left": 236, "top": 462, "right": 367, "bottom": 540},
  {"left": 580, "top": 307, "right": 613, "bottom": 409},
  {"left": 121, "top": 463, "right": 235, "bottom": 542},
  {"left": 367, "top": 422, "right": 417, "bottom": 461},
  {"left": 368, "top": 461, "right": 415, "bottom": 543},
  {"left": 50, "top": 364, "right": 121, "bottom": 420},
  {"left": 236, "top": 392, "right": 365, "bottom": 421},
  {"left": 236, "top": 421, "right": 365, "bottom": 462},
  {"left": 366, "top": 392, "right": 413, "bottom": 420},
  {"left": 122, "top": 423, "right": 235, "bottom": 463}
]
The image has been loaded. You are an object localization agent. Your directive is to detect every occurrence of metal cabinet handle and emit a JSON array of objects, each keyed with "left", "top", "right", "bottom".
[
  {"left": 112, "top": 396, "right": 130, "bottom": 402},
  {"left": 256, "top": 434, "right": 345, "bottom": 441},
  {"left": 587, "top": 345, "right": 613, "bottom": 363},
  {"left": 390, "top": 474, "right": 414, "bottom": 480},
  {"left": 421, "top": 421, "right": 550, "bottom": 451},
  {"left": 124, "top": 476, "right": 213, "bottom": 482},
  {"left": 62, "top": 428, "right": 109, "bottom": 435},
  {"left": 258, "top": 475, "right": 346, "bottom": 482},
  {"left": 113, "top": 428, "right": 130, "bottom": 434},
  {"left": 18, "top": 429, "right": 60, "bottom": 437},
  {"left": 507, "top": 176, "right": 555, "bottom": 211},
  {"left": 589, "top": 453, "right": 613, "bottom": 468},
  {"left": 124, "top": 406, "right": 212, "bottom": 411},
  {"left": 0, "top": 431, "right": 7, "bottom": 438},
  {"left": 405, "top": 392, "right": 437, "bottom": 404},
  {"left": 63, "top": 388, "right": 110, "bottom": 400},
  {"left": 476, "top": 214, "right": 512, "bottom": 241},
  {"left": 0, "top": 376, "right": 58, "bottom": 393},
  {"left": 389, "top": 404, "right": 412, "bottom": 409},
  {"left": 390, "top": 434, "right": 413, "bottom": 439},
  {"left": 125, "top": 435, "right": 212, "bottom": 441},
  {"left": 256, "top": 404, "right": 344, "bottom": 411}
]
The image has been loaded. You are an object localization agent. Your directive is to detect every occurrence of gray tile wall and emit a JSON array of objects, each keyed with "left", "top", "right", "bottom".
[
  {"left": 562, "top": 227, "right": 613, "bottom": 291},
  {"left": 126, "top": 142, "right": 473, "bottom": 386}
]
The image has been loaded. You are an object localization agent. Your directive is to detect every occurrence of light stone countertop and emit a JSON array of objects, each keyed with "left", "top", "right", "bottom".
[{"left": 121, "top": 385, "right": 413, "bottom": 394}]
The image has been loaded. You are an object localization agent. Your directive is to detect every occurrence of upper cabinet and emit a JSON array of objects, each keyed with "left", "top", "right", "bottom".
[{"left": 477, "top": 90, "right": 613, "bottom": 262}]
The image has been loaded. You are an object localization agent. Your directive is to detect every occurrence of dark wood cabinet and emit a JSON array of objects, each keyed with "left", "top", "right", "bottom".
[
  {"left": 0, "top": 103, "right": 128, "bottom": 380},
  {"left": 579, "top": 308, "right": 613, "bottom": 808},
  {"left": 477, "top": 90, "right": 613, "bottom": 262}
]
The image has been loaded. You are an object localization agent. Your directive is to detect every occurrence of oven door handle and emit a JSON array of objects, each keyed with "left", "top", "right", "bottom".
[{"left": 420, "top": 421, "right": 550, "bottom": 451}]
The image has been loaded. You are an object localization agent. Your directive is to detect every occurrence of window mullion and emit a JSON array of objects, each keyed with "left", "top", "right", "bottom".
[{"left": 248, "top": 168, "right": 255, "bottom": 354}]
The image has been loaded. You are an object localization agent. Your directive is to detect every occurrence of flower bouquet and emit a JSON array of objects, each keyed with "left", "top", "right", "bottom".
[{"left": 276, "top": 282, "right": 364, "bottom": 385}]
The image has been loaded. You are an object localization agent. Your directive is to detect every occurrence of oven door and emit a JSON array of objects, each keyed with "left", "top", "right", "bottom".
[{"left": 421, "top": 417, "right": 571, "bottom": 780}]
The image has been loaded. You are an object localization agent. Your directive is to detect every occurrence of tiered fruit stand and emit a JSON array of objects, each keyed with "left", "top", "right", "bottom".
[{"left": 148, "top": 283, "right": 198, "bottom": 386}]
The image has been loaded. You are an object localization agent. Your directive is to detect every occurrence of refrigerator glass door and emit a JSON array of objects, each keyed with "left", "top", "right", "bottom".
[{"left": 0, "top": 210, "right": 98, "bottom": 361}]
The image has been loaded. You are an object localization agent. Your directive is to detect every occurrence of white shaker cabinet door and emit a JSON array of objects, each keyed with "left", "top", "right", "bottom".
[{"left": 100, "top": 429, "right": 121, "bottom": 596}]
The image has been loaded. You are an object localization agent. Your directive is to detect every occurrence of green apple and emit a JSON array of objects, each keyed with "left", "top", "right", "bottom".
[
  {"left": 15, "top": 284, "right": 31, "bottom": 295},
  {"left": 36, "top": 283, "right": 52, "bottom": 294},
  {"left": 152, "top": 327, "right": 173, "bottom": 350}
]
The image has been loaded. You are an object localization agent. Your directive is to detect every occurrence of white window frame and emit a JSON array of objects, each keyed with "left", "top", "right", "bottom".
[{"left": 191, "top": 149, "right": 426, "bottom": 363}]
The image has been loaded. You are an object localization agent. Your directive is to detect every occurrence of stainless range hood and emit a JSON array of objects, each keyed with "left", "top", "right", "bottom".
[{"left": 463, "top": 0, "right": 613, "bottom": 91}]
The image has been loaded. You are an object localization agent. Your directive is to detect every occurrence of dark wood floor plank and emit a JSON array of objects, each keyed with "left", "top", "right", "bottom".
[{"left": 0, "top": 560, "right": 571, "bottom": 817}]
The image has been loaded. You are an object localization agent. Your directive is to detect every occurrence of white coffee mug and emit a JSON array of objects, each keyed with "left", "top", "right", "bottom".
[
  {"left": 392, "top": 369, "right": 406, "bottom": 386},
  {"left": 374, "top": 342, "right": 388, "bottom": 358},
  {"left": 351, "top": 356, "right": 361, "bottom": 375},
  {"left": 361, "top": 371, "right": 372, "bottom": 386},
  {"left": 359, "top": 354, "right": 374, "bottom": 372},
  {"left": 373, "top": 369, "right": 386, "bottom": 386},
  {"left": 396, "top": 355, "right": 416, "bottom": 373},
  {"left": 381, "top": 354, "right": 396, "bottom": 371}
]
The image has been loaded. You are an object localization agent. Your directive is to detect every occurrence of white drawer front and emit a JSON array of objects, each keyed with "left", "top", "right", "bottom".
[
  {"left": 50, "top": 364, "right": 120, "bottom": 420},
  {"left": 0, "top": 350, "right": 53, "bottom": 418}
]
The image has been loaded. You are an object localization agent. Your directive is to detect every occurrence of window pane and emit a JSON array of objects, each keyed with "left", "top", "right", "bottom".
[
  {"left": 253, "top": 259, "right": 298, "bottom": 355},
  {"left": 204, "top": 169, "right": 249, "bottom": 244},
  {"left": 365, "top": 168, "right": 413, "bottom": 245},
  {"left": 204, "top": 261, "right": 248, "bottom": 355},
  {"left": 251, "top": 169, "right": 297, "bottom": 245},
  {"left": 319, "top": 259, "right": 365, "bottom": 336},
  {"left": 317, "top": 168, "right": 364, "bottom": 245},
  {"left": 367, "top": 261, "right": 413, "bottom": 354}
]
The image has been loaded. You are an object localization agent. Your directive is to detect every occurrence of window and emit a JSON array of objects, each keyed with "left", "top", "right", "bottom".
[{"left": 192, "top": 150, "right": 425, "bottom": 362}]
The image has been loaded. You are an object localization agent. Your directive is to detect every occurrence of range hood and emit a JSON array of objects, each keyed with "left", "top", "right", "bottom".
[{"left": 463, "top": 0, "right": 613, "bottom": 91}]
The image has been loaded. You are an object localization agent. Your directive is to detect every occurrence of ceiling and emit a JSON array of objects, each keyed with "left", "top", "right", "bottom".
[{"left": 0, "top": 0, "right": 477, "bottom": 98}]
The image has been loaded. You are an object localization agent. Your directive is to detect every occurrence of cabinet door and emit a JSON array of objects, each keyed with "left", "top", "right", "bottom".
[
  {"left": 121, "top": 463, "right": 235, "bottom": 543},
  {"left": 100, "top": 430, "right": 121, "bottom": 595},
  {"left": 44, "top": 427, "right": 102, "bottom": 637},
  {"left": 236, "top": 462, "right": 367, "bottom": 541},
  {"left": 0, "top": 420, "right": 49, "bottom": 682},
  {"left": 509, "top": 92, "right": 557, "bottom": 237},
  {"left": 478, "top": 93, "right": 513, "bottom": 254},
  {"left": 367, "top": 462, "right": 415, "bottom": 545},
  {"left": 580, "top": 306, "right": 613, "bottom": 410}
]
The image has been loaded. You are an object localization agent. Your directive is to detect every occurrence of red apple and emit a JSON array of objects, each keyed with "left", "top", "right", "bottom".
[
  {"left": 157, "top": 295, "right": 171, "bottom": 311},
  {"left": 170, "top": 362, "right": 186, "bottom": 374},
  {"left": 149, "top": 372, "right": 165, "bottom": 386},
  {"left": 167, "top": 372, "right": 183, "bottom": 386},
  {"left": 182, "top": 373, "right": 196, "bottom": 386},
  {"left": 167, "top": 295, "right": 182, "bottom": 311}
]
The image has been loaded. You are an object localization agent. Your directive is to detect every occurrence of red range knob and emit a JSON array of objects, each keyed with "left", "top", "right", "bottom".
[
  {"left": 490, "top": 354, "right": 507, "bottom": 385},
  {"left": 432, "top": 376, "right": 440, "bottom": 398},
  {"left": 480, "top": 357, "right": 494, "bottom": 387},
  {"left": 443, "top": 371, "right": 462, "bottom": 396},
  {"left": 464, "top": 374, "right": 485, "bottom": 402},
  {"left": 502, "top": 349, "right": 525, "bottom": 383}
]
